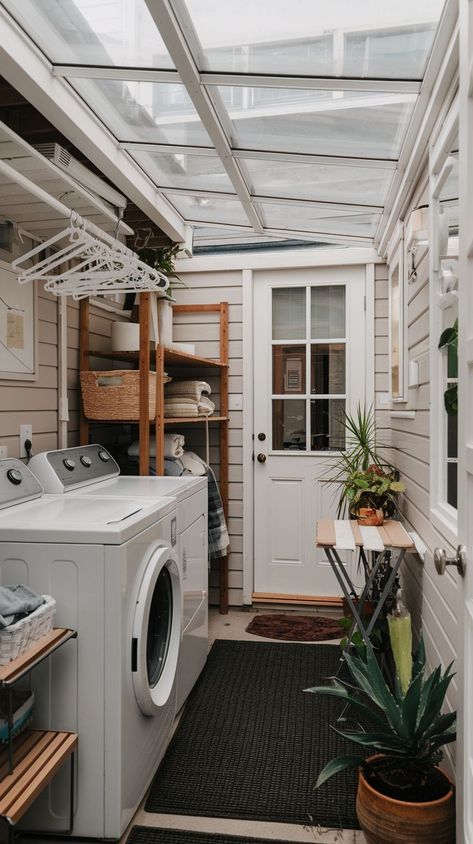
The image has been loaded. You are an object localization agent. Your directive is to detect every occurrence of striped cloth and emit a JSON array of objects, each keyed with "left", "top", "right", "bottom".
[
  {"left": 164, "top": 396, "right": 215, "bottom": 418},
  {"left": 165, "top": 380, "right": 211, "bottom": 401},
  {"left": 207, "top": 466, "right": 230, "bottom": 560}
]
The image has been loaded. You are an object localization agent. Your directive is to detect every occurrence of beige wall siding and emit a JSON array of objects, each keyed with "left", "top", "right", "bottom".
[
  {"left": 376, "top": 188, "right": 458, "bottom": 770},
  {"left": 172, "top": 272, "right": 244, "bottom": 607}
]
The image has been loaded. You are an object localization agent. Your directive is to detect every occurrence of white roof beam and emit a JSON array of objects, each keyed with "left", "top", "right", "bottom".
[
  {"left": 201, "top": 74, "right": 421, "bottom": 95},
  {"left": 0, "top": 8, "right": 189, "bottom": 244},
  {"left": 161, "top": 186, "right": 382, "bottom": 213},
  {"left": 52, "top": 65, "right": 179, "bottom": 83},
  {"left": 144, "top": 0, "right": 263, "bottom": 234}
]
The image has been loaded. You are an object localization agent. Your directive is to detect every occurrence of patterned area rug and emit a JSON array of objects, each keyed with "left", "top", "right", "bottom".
[
  {"left": 145, "top": 639, "right": 366, "bottom": 828},
  {"left": 245, "top": 613, "right": 344, "bottom": 641}
]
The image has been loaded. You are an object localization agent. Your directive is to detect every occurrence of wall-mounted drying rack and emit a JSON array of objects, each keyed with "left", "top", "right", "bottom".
[{"left": 12, "top": 213, "right": 169, "bottom": 300}]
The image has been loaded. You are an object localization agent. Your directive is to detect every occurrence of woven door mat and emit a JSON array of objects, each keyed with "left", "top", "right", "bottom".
[
  {"left": 127, "top": 828, "right": 297, "bottom": 844},
  {"left": 145, "top": 640, "right": 367, "bottom": 829},
  {"left": 245, "top": 614, "right": 344, "bottom": 641}
]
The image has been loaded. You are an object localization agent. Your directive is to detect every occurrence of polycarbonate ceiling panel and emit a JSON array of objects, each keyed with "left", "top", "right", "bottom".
[
  {"left": 3, "top": 0, "right": 175, "bottom": 68},
  {"left": 71, "top": 78, "right": 211, "bottom": 146},
  {"left": 215, "top": 87, "right": 416, "bottom": 159},
  {"left": 175, "top": 0, "right": 445, "bottom": 79},
  {"left": 258, "top": 201, "right": 381, "bottom": 237},
  {"left": 131, "top": 150, "right": 233, "bottom": 192},
  {"left": 165, "top": 193, "right": 250, "bottom": 225},
  {"left": 241, "top": 157, "right": 393, "bottom": 205}
]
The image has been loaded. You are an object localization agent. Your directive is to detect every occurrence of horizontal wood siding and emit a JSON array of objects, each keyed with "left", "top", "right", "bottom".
[{"left": 172, "top": 272, "right": 243, "bottom": 607}]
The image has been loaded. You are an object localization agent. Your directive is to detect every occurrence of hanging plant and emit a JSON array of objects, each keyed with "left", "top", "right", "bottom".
[{"left": 438, "top": 318, "right": 458, "bottom": 416}]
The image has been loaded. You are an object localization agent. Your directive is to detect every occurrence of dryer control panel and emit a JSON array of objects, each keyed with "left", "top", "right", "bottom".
[
  {"left": 0, "top": 459, "right": 43, "bottom": 509},
  {"left": 29, "top": 445, "right": 120, "bottom": 493}
]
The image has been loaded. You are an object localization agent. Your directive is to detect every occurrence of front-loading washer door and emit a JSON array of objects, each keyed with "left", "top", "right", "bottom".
[{"left": 132, "top": 544, "right": 181, "bottom": 716}]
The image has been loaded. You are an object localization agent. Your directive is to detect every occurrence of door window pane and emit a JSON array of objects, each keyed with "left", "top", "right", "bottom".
[
  {"left": 273, "top": 345, "right": 306, "bottom": 394},
  {"left": 311, "top": 344, "right": 345, "bottom": 395},
  {"left": 272, "top": 287, "right": 306, "bottom": 340},
  {"left": 310, "top": 399, "right": 345, "bottom": 451},
  {"left": 311, "top": 286, "right": 345, "bottom": 338},
  {"left": 273, "top": 399, "right": 306, "bottom": 450}
]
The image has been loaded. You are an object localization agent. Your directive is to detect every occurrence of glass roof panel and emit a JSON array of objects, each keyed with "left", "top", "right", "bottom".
[
  {"left": 215, "top": 87, "right": 416, "bottom": 159},
  {"left": 164, "top": 193, "right": 250, "bottom": 226},
  {"left": 258, "top": 201, "right": 381, "bottom": 237},
  {"left": 131, "top": 150, "right": 233, "bottom": 192},
  {"left": 3, "top": 0, "right": 175, "bottom": 68},
  {"left": 70, "top": 78, "right": 211, "bottom": 146},
  {"left": 176, "top": 0, "right": 444, "bottom": 79},
  {"left": 241, "top": 157, "right": 392, "bottom": 205}
]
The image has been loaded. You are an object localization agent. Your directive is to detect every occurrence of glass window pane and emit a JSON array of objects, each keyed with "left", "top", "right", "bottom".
[
  {"left": 273, "top": 399, "right": 306, "bottom": 451},
  {"left": 311, "top": 287, "right": 346, "bottom": 338},
  {"left": 272, "top": 288, "right": 306, "bottom": 340},
  {"left": 130, "top": 151, "right": 233, "bottom": 192},
  {"left": 311, "top": 344, "right": 345, "bottom": 395},
  {"left": 71, "top": 78, "right": 211, "bottom": 146},
  {"left": 259, "top": 202, "right": 381, "bottom": 237},
  {"left": 242, "top": 158, "right": 392, "bottom": 206},
  {"left": 176, "top": 0, "right": 444, "bottom": 79},
  {"left": 3, "top": 0, "right": 175, "bottom": 68},
  {"left": 164, "top": 193, "right": 248, "bottom": 225},
  {"left": 215, "top": 87, "right": 416, "bottom": 159},
  {"left": 310, "top": 399, "right": 345, "bottom": 451},
  {"left": 273, "top": 345, "right": 306, "bottom": 394}
]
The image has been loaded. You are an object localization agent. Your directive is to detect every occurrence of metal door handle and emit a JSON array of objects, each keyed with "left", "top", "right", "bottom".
[
  {"left": 434, "top": 545, "right": 467, "bottom": 576},
  {"left": 257, "top": 453, "right": 266, "bottom": 463}
]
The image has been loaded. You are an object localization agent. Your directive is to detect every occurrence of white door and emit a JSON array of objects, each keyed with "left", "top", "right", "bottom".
[{"left": 253, "top": 266, "right": 367, "bottom": 597}]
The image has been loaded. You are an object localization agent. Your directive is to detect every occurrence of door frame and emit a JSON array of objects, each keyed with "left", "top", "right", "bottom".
[{"left": 241, "top": 252, "right": 377, "bottom": 604}]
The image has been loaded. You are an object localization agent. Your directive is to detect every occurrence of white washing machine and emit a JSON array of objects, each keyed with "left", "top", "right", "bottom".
[
  {"left": 30, "top": 445, "right": 209, "bottom": 711},
  {"left": 0, "top": 458, "right": 181, "bottom": 840}
]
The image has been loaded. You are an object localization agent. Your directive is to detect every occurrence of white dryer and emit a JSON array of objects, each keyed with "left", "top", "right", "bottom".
[
  {"left": 30, "top": 445, "right": 209, "bottom": 711},
  {"left": 0, "top": 458, "right": 181, "bottom": 840}
]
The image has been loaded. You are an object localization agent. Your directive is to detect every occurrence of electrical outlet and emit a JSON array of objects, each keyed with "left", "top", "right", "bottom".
[
  {"left": 19, "top": 424, "right": 32, "bottom": 458},
  {"left": 0, "top": 446, "right": 7, "bottom": 458}
]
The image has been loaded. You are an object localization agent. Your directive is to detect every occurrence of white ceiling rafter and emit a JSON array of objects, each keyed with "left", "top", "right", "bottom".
[
  {"left": 144, "top": 0, "right": 264, "bottom": 234},
  {"left": 156, "top": 185, "right": 382, "bottom": 213},
  {"left": 52, "top": 66, "right": 179, "bottom": 83}
]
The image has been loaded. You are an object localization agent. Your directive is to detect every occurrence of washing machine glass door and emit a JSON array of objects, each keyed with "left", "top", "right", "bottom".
[{"left": 133, "top": 543, "right": 181, "bottom": 716}]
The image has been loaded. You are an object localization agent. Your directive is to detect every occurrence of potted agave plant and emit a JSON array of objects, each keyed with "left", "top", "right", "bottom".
[{"left": 305, "top": 637, "right": 456, "bottom": 844}]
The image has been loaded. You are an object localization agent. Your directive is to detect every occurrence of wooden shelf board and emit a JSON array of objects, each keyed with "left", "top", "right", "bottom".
[
  {"left": 252, "top": 592, "right": 343, "bottom": 607},
  {"left": 0, "top": 730, "right": 77, "bottom": 825},
  {"left": 88, "top": 348, "right": 227, "bottom": 368},
  {"left": 86, "top": 416, "right": 228, "bottom": 425},
  {"left": 0, "top": 629, "right": 76, "bottom": 686}
]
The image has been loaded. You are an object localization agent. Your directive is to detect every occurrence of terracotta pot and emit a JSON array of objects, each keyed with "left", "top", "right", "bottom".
[
  {"left": 342, "top": 597, "right": 376, "bottom": 619},
  {"left": 357, "top": 507, "right": 384, "bottom": 526},
  {"left": 356, "top": 756, "right": 455, "bottom": 844}
]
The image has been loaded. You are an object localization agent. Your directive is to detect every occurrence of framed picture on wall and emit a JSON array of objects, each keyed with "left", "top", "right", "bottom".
[{"left": 0, "top": 260, "right": 38, "bottom": 380}]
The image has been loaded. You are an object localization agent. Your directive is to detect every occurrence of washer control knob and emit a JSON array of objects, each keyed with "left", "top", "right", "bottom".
[
  {"left": 63, "top": 458, "right": 76, "bottom": 471},
  {"left": 80, "top": 455, "right": 92, "bottom": 468},
  {"left": 98, "top": 450, "right": 110, "bottom": 463},
  {"left": 7, "top": 468, "right": 22, "bottom": 485}
]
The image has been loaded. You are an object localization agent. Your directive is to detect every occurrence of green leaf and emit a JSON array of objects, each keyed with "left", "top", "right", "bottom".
[
  {"left": 401, "top": 671, "right": 423, "bottom": 738},
  {"left": 444, "top": 385, "right": 458, "bottom": 416},
  {"left": 412, "top": 636, "right": 426, "bottom": 678},
  {"left": 344, "top": 650, "right": 404, "bottom": 736},
  {"left": 303, "top": 685, "right": 388, "bottom": 729},
  {"left": 315, "top": 755, "right": 364, "bottom": 788},
  {"left": 423, "top": 711, "right": 456, "bottom": 740},
  {"left": 332, "top": 728, "right": 407, "bottom": 751},
  {"left": 438, "top": 327, "right": 457, "bottom": 349}
]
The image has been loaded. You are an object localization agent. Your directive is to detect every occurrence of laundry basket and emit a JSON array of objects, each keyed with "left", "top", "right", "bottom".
[
  {"left": 0, "top": 596, "right": 56, "bottom": 665},
  {"left": 80, "top": 370, "right": 157, "bottom": 420}
]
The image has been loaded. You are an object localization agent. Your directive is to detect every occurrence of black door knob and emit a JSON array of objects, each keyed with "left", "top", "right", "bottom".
[{"left": 257, "top": 453, "right": 266, "bottom": 463}]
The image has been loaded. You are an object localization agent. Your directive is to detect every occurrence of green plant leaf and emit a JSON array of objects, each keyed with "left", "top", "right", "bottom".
[
  {"left": 332, "top": 728, "right": 407, "bottom": 751},
  {"left": 438, "top": 327, "right": 457, "bottom": 349},
  {"left": 400, "top": 671, "right": 423, "bottom": 737},
  {"left": 314, "top": 755, "right": 364, "bottom": 788},
  {"left": 444, "top": 385, "right": 458, "bottom": 416},
  {"left": 304, "top": 685, "right": 387, "bottom": 728},
  {"left": 344, "top": 649, "right": 404, "bottom": 736}
]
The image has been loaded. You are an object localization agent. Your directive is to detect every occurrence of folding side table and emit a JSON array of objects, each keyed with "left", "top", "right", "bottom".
[{"left": 316, "top": 519, "right": 415, "bottom": 648}]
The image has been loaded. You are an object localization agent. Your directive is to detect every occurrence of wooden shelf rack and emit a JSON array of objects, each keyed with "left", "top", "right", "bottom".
[{"left": 79, "top": 296, "right": 230, "bottom": 613}]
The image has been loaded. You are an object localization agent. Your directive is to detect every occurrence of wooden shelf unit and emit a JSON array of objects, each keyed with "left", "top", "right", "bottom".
[{"left": 79, "top": 297, "right": 230, "bottom": 614}]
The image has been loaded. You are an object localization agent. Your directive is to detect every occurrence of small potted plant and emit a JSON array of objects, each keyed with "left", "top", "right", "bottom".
[
  {"left": 305, "top": 639, "right": 456, "bottom": 843},
  {"left": 343, "top": 464, "right": 405, "bottom": 526}
]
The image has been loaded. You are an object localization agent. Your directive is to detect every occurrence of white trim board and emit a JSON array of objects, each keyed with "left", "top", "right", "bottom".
[{"left": 175, "top": 246, "right": 382, "bottom": 274}]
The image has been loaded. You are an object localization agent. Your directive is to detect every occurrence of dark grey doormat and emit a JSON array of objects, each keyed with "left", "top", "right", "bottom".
[
  {"left": 127, "top": 828, "right": 295, "bottom": 844},
  {"left": 145, "top": 640, "right": 366, "bottom": 829}
]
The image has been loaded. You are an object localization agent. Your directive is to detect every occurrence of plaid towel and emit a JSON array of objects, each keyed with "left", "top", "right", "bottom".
[{"left": 208, "top": 466, "right": 230, "bottom": 560}]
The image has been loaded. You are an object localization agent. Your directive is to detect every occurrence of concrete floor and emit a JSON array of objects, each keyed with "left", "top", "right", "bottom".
[{"left": 120, "top": 608, "right": 367, "bottom": 844}]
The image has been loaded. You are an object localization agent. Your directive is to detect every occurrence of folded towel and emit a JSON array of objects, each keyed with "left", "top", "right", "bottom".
[
  {"left": 164, "top": 400, "right": 200, "bottom": 418},
  {"left": 0, "top": 585, "right": 45, "bottom": 629},
  {"left": 128, "top": 433, "right": 186, "bottom": 459},
  {"left": 180, "top": 450, "right": 208, "bottom": 476},
  {"left": 165, "top": 380, "right": 211, "bottom": 402},
  {"left": 208, "top": 467, "right": 230, "bottom": 560},
  {"left": 198, "top": 396, "right": 215, "bottom": 416}
]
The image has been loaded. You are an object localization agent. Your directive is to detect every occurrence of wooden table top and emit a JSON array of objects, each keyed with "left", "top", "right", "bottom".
[{"left": 316, "top": 518, "right": 415, "bottom": 551}]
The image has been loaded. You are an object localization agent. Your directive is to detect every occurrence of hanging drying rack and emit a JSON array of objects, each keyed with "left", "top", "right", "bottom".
[{"left": 12, "top": 212, "right": 169, "bottom": 299}]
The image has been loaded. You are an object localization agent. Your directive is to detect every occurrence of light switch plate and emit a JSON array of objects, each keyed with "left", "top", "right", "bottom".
[
  {"left": 228, "top": 394, "right": 243, "bottom": 411},
  {"left": 0, "top": 446, "right": 7, "bottom": 458}
]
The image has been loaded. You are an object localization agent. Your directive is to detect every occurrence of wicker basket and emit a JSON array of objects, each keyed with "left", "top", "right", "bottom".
[
  {"left": 80, "top": 370, "right": 157, "bottom": 420},
  {"left": 0, "top": 596, "right": 56, "bottom": 665}
]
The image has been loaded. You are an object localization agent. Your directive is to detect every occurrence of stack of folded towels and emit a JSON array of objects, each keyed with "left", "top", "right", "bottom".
[{"left": 164, "top": 379, "right": 215, "bottom": 418}]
